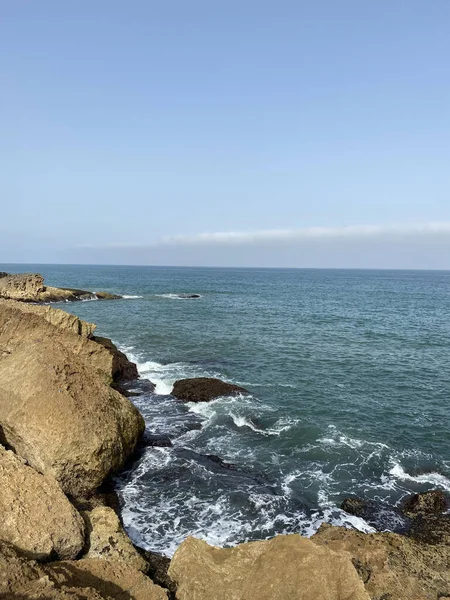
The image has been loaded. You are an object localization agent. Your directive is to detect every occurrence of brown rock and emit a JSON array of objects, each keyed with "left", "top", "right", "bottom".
[
  {"left": 83, "top": 506, "right": 148, "bottom": 572},
  {"left": 313, "top": 523, "right": 450, "bottom": 600},
  {"left": 0, "top": 445, "right": 85, "bottom": 560},
  {"left": 93, "top": 336, "right": 139, "bottom": 381},
  {"left": 0, "top": 542, "right": 168, "bottom": 599},
  {"left": 171, "top": 377, "right": 249, "bottom": 402},
  {"left": 0, "top": 300, "right": 144, "bottom": 498},
  {"left": 408, "top": 514, "right": 450, "bottom": 545},
  {"left": 401, "top": 490, "right": 449, "bottom": 517},
  {"left": 168, "top": 535, "right": 370, "bottom": 600}
]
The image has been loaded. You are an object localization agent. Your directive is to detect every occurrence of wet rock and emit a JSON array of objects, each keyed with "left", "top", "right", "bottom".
[
  {"left": 93, "top": 336, "right": 138, "bottom": 381},
  {"left": 177, "top": 293, "right": 201, "bottom": 299},
  {"left": 0, "top": 445, "right": 85, "bottom": 560},
  {"left": 136, "top": 548, "right": 177, "bottom": 599},
  {"left": 408, "top": 514, "right": 450, "bottom": 545},
  {"left": 340, "top": 496, "right": 409, "bottom": 533},
  {"left": 401, "top": 490, "right": 449, "bottom": 517},
  {"left": 168, "top": 535, "right": 370, "bottom": 600},
  {"left": 313, "top": 523, "right": 450, "bottom": 600},
  {"left": 204, "top": 454, "right": 237, "bottom": 470},
  {"left": 172, "top": 377, "right": 249, "bottom": 402}
]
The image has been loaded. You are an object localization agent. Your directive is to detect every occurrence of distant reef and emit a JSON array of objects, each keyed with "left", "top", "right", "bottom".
[
  {"left": 0, "top": 271, "right": 121, "bottom": 303},
  {"left": 0, "top": 274, "right": 449, "bottom": 599}
]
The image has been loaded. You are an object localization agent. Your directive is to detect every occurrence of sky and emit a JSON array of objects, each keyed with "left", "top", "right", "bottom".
[{"left": 1, "top": 1, "right": 450, "bottom": 268}]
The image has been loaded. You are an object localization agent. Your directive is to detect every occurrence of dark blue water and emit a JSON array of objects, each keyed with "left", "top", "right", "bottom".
[{"left": 3, "top": 264, "right": 450, "bottom": 555}]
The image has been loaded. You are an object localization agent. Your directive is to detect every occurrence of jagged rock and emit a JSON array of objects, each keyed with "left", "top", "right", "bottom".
[
  {"left": 136, "top": 548, "right": 177, "bottom": 599},
  {"left": 0, "top": 445, "right": 85, "bottom": 560},
  {"left": 171, "top": 377, "right": 249, "bottom": 402},
  {"left": 313, "top": 523, "right": 450, "bottom": 600},
  {"left": 82, "top": 506, "right": 148, "bottom": 572},
  {"left": 0, "top": 542, "right": 168, "bottom": 599},
  {"left": 168, "top": 535, "right": 370, "bottom": 600},
  {"left": 0, "top": 300, "right": 144, "bottom": 498},
  {"left": 93, "top": 336, "right": 139, "bottom": 381},
  {"left": 401, "top": 490, "right": 449, "bottom": 517},
  {"left": 408, "top": 514, "right": 450, "bottom": 545},
  {"left": 0, "top": 272, "right": 122, "bottom": 303}
]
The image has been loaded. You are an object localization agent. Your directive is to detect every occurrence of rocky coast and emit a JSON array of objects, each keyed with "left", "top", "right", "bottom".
[{"left": 0, "top": 276, "right": 449, "bottom": 599}]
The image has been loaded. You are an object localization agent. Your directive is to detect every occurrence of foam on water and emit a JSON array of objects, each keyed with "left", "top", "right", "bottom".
[
  {"left": 121, "top": 294, "right": 144, "bottom": 299},
  {"left": 389, "top": 463, "right": 450, "bottom": 492}
]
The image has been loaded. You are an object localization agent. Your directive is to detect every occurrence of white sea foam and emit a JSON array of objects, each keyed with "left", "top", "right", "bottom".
[
  {"left": 155, "top": 293, "right": 203, "bottom": 300},
  {"left": 121, "top": 294, "right": 144, "bottom": 299},
  {"left": 389, "top": 463, "right": 450, "bottom": 492}
]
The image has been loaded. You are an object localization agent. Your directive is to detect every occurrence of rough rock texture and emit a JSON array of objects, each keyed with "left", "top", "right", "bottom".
[
  {"left": 0, "top": 445, "right": 85, "bottom": 560},
  {"left": 168, "top": 535, "right": 370, "bottom": 600},
  {"left": 171, "top": 377, "right": 249, "bottom": 402},
  {"left": 0, "top": 272, "right": 121, "bottom": 303},
  {"left": 93, "top": 336, "right": 139, "bottom": 381},
  {"left": 401, "top": 490, "right": 449, "bottom": 517},
  {"left": 137, "top": 549, "right": 176, "bottom": 599},
  {"left": 408, "top": 514, "right": 450, "bottom": 545},
  {"left": 0, "top": 300, "right": 144, "bottom": 498},
  {"left": 83, "top": 506, "right": 148, "bottom": 572},
  {"left": 0, "top": 542, "right": 168, "bottom": 600},
  {"left": 313, "top": 523, "right": 450, "bottom": 600}
]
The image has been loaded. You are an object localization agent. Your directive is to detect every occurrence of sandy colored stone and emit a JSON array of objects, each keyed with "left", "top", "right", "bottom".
[
  {"left": 83, "top": 506, "right": 148, "bottom": 572},
  {"left": 0, "top": 445, "right": 85, "bottom": 560},
  {"left": 0, "top": 300, "right": 144, "bottom": 498},
  {"left": 0, "top": 543, "right": 167, "bottom": 599},
  {"left": 313, "top": 523, "right": 450, "bottom": 600},
  {"left": 168, "top": 534, "right": 370, "bottom": 600}
]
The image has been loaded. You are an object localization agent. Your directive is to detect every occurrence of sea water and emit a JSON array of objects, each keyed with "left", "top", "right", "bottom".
[{"left": 3, "top": 264, "right": 450, "bottom": 556}]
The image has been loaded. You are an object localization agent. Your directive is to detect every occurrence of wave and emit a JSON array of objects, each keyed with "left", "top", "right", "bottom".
[
  {"left": 389, "top": 463, "right": 450, "bottom": 492},
  {"left": 121, "top": 294, "right": 144, "bottom": 299}
]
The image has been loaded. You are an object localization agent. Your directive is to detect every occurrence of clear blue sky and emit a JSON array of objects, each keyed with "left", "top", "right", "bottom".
[{"left": 1, "top": 1, "right": 450, "bottom": 267}]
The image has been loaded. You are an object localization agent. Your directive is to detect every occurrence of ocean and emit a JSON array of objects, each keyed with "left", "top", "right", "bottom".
[{"left": 3, "top": 264, "right": 450, "bottom": 556}]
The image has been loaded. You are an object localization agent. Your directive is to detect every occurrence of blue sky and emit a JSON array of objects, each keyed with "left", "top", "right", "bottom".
[{"left": 1, "top": 1, "right": 450, "bottom": 267}]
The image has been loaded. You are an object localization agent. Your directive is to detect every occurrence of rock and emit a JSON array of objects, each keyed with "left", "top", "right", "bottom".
[
  {"left": 401, "top": 490, "right": 449, "bottom": 517},
  {"left": 313, "top": 523, "right": 450, "bottom": 600},
  {"left": 82, "top": 506, "right": 148, "bottom": 572},
  {"left": 0, "top": 300, "right": 145, "bottom": 498},
  {"left": 136, "top": 548, "right": 177, "bottom": 599},
  {"left": 168, "top": 535, "right": 370, "bottom": 600},
  {"left": 0, "top": 445, "right": 85, "bottom": 560},
  {"left": 0, "top": 542, "right": 168, "bottom": 599},
  {"left": 177, "top": 294, "right": 201, "bottom": 299},
  {"left": 340, "top": 496, "right": 410, "bottom": 533},
  {"left": 0, "top": 272, "right": 122, "bottom": 303},
  {"left": 92, "top": 336, "right": 139, "bottom": 381},
  {"left": 171, "top": 377, "right": 249, "bottom": 402},
  {"left": 204, "top": 454, "right": 237, "bottom": 470},
  {"left": 408, "top": 514, "right": 450, "bottom": 545}
]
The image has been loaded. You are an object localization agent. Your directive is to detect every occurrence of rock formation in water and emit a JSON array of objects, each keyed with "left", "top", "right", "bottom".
[
  {"left": 0, "top": 282, "right": 449, "bottom": 599},
  {"left": 0, "top": 272, "right": 121, "bottom": 303},
  {"left": 171, "top": 377, "right": 249, "bottom": 402}
]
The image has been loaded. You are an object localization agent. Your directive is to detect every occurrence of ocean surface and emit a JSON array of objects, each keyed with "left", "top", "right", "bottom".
[{"left": 3, "top": 264, "right": 450, "bottom": 556}]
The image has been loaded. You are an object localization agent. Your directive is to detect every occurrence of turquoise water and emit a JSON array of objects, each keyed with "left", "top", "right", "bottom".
[{"left": 3, "top": 264, "right": 450, "bottom": 555}]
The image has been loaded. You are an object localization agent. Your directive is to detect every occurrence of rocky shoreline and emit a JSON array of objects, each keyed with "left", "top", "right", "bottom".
[{"left": 0, "top": 282, "right": 449, "bottom": 599}]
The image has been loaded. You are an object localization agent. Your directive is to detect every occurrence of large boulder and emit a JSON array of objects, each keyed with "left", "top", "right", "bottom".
[
  {"left": 171, "top": 377, "right": 249, "bottom": 402},
  {"left": 0, "top": 445, "right": 85, "bottom": 560},
  {"left": 313, "top": 523, "right": 450, "bottom": 600},
  {"left": 401, "top": 490, "right": 449, "bottom": 517},
  {"left": 168, "top": 535, "right": 369, "bottom": 600},
  {"left": 0, "top": 542, "right": 168, "bottom": 600},
  {"left": 0, "top": 300, "right": 144, "bottom": 498}
]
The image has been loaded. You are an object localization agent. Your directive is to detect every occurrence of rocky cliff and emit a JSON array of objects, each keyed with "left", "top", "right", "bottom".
[{"left": 0, "top": 289, "right": 448, "bottom": 599}]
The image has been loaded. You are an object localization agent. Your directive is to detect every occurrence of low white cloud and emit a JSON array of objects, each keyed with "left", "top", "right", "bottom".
[{"left": 159, "top": 222, "right": 450, "bottom": 246}]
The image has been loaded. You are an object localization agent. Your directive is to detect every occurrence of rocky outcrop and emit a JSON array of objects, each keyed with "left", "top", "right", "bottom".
[
  {"left": 93, "top": 336, "right": 139, "bottom": 381},
  {"left": 83, "top": 506, "right": 148, "bottom": 572},
  {"left": 401, "top": 489, "right": 449, "bottom": 517},
  {"left": 0, "top": 445, "right": 85, "bottom": 560},
  {"left": 0, "top": 542, "right": 168, "bottom": 599},
  {"left": 0, "top": 272, "right": 121, "bottom": 303},
  {"left": 313, "top": 523, "right": 450, "bottom": 600},
  {"left": 0, "top": 299, "right": 144, "bottom": 498},
  {"left": 171, "top": 377, "right": 249, "bottom": 402},
  {"left": 168, "top": 535, "right": 370, "bottom": 600}
]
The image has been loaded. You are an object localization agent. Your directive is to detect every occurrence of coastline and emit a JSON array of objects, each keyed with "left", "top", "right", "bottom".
[{"left": 0, "top": 273, "right": 449, "bottom": 599}]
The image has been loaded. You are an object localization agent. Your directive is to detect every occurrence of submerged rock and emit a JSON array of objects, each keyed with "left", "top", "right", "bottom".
[
  {"left": 168, "top": 535, "right": 370, "bottom": 600},
  {"left": 0, "top": 299, "right": 144, "bottom": 498},
  {"left": 0, "top": 445, "right": 85, "bottom": 560},
  {"left": 171, "top": 377, "right": 249, "bottom": 402},
  {"left": 0, "top": 272, "right": 121, "bottom": 303},
  {"left": 177, "top": 293, "right": 201, "bottom": 299}
]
